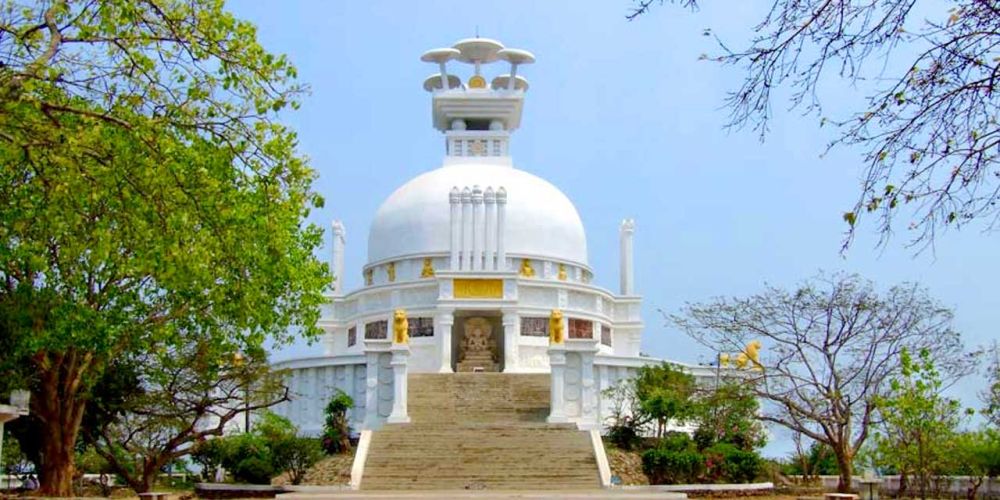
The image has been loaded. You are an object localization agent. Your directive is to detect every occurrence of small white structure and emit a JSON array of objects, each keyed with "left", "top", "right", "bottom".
[
  {"left": 272, "top": 37, "right": 714, "bottom": 434},
  {"left": 1, "top": 390, "right": 30, "bottom": 487}
]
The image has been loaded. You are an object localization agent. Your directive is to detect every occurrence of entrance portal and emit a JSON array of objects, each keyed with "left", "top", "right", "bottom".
[{"left": 455, "top": 315, "right": 501, "bottom": 372}]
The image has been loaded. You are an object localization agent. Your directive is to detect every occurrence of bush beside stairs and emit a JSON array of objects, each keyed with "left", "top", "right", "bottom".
[{"left": 359, "top": 373, "right": 601, "bottom": 490}]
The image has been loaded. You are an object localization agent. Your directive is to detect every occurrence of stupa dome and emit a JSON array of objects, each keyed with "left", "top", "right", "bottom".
[{"left": 367, "top": 160, "right": 588, "bottom": 266}]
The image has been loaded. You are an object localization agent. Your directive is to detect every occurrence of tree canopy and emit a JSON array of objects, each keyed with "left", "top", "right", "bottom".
[
  {"left": 0, "top": 0, "right": 328, "bottom": 495},
  {"left": 669, "top": 272, "right": 971, "bottom": 492},
  {"left": 628, "top": 0, "right": 1000, "bottom": 251}
]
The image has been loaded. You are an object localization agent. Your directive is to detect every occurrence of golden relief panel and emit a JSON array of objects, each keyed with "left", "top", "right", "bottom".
[{"left": 453, "top": 278, "right": 503, "bottom": 299}]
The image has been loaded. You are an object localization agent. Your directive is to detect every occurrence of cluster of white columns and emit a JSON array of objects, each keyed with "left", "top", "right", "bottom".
[{"left": 449, "top": 185, "right": 507, "bottom": 271}]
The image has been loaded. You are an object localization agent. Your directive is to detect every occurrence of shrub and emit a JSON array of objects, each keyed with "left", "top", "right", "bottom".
[
  {"left": 607, "top": 416, "right": 643, "bottom": 451},
  {"left": 321, "top": 390, "right": 354, "bottom": 454},
  {"left": 642, "top": 448, "right": 704, "bottom": 484},
  {"left": 220, "top": 433, "right": 273, "bottom": 484},
  {"left": 191, "top": 438, "right": 227, "bottom": 482},
  {"left": 254, "top": 411, "right": 297, "bottom": 443},
  {"left": 660, "top": 431, "right": 695, "bottom": 452},
  {"left": 704, "top": 442, "right": 763, "bottom": 483},
  {"left": 271, "top": 437, "right": 324, "bottom": 485},
  {"left": 231, "top": 456, "right": 274, "bottom": 485}
]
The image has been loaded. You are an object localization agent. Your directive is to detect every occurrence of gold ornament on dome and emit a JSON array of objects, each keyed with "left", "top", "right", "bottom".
[
  {"left": 364, "top": 268, "right": 373, "bottom": 286},
  {"left": 519, "top": 259, "right": 535, "bottom": 277},
  {"left": 558, "top": 263, "right": 567, "bottom": 281},
  {"left": 392, "top": 309, "right": 408, "bottom": 344},
  {"left": 386, "top": 262, "right": 396, "bottom": 282},
  {"left": 468, "top": 75, "right": 487, "bottom": 88},
  {"left": 420, "top": 257, "right": 435, "bottom": 278},
  {"left": 549, "top": 309, "right": 564, "bottom": 344}
]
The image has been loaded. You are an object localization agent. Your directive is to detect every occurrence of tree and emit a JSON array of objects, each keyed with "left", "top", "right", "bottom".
[
  {"left": 786, "top": 438, "right": 840, "bottom": 479},
  {"left": 872, "top": 348, "right": 966, "bottom": 500},
  {"left": 634, "top": 362, "right": 698, "bottom": 438},
  {"left": 321, "top": 390, "right": 354, "bottom": 455},
  {"left": 952, "top": 430, "right": 1000, "bottom": 500},
  {"left": 628, "top": 1, "right": 1000, "bottom": 250},
  {"left": 693, "top": 381, "right": 766, "bottom": 452},
  {"left": 271, "top": 437, "right": 323, "bottom": 485},
  {"left": 983, "top": 342, "right": 1000, "bottom": 429},
  {"left": 670, "top": 272, "right": 970, "bottom": 492},
  {"left": 83, "top": 344, "right": 290, "bottom": 493},
  {"left": 0, "top": 1, "right": 328, "bottom": 495}
]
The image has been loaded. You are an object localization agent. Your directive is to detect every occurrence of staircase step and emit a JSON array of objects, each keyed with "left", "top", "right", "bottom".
[{"left": 360, "top": 373, "right": 599, "bottom": 490}]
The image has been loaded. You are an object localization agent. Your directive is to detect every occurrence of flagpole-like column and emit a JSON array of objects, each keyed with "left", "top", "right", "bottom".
[{"left": 449, "top": 188, "right": 461, "bottom": 270}]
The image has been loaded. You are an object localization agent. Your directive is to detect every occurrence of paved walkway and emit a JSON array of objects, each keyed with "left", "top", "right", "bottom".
[{"left": 278, "top": 489, "right": 687, "bottom": 500}]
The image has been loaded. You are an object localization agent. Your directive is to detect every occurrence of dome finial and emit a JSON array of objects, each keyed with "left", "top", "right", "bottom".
[{"left": 422, "top": 37, "right": 535, "bottom": 162}]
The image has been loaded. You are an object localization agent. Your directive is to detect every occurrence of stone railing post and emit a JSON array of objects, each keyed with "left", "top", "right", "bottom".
[
  {"left": 387, "top": 343, "right": 410, "bottom": 424},
  {"left": 568, "top": 337, "right": 600, "bottom": 430},
  {"left": 362, "top": 339, "right": 390, "bottom": 429},
  {"left": 547, "top": 343, "right": 568, "bottom": 424},
  {"left": 387, "top": 308, "right": 411, "bottom": 424}
]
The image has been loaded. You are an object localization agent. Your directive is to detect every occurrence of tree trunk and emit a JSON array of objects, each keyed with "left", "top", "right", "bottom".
[
  {"left": 38, "top": 408, "right": 78, "bottom": 496},
  {"left": 835, "top": 448, "right": 854, "bottom": 493},
  {"left": 33, "top": 350, "right": 92, "bottom": 497}
]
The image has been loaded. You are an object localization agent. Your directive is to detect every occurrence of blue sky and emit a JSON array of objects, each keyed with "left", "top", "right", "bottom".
[{"left": 230, "top": 1, "right": 998, "bottom": 457}]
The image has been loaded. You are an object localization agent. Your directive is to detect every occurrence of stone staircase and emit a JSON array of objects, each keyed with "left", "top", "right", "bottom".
[{"left": 360, "top": 373, "right": 600, "bottom": 490}]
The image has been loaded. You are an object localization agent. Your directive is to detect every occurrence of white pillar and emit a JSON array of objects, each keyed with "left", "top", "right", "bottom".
[
  {"left": 502, "top": 312, "right": 519, "bottom": 372},
  {"left": 579, "top": 341, "right": 599, "bottom": 430},
  {"left": 436, "top": 310, "right": 455, "bottom": 373},
  {"left": 484, "top": 187, "right": 496, "bottom": 270},
  {"left": 331, "top": 221, "right": 346, "bottom": 295},
  {"left": 619, "top": 219, "right": 636, "bottom": 295},
  {"left": 496, "top": 187, "right": 507, "bottom": 271},
  {"left": 461, "top": 187, "right": 472, "bottom": 270},
  {"left": 387, "top": 344, "right": 410, "bottom": 424},
  {"left": 363, "top": 340, "right": 391, "bottom": 429},
  {"left": 471, "top": 185, "right": 484, "bottom": 271},
  {"left": 449, "top": 188, "right": 461, "bottom": 270},
  {"left": 548, "top": 345, "right": 568, "bottom": 423}
]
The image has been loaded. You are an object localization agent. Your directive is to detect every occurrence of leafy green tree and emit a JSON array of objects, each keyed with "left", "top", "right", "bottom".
[
  {"left": 628, "top": 1, "right": 1000, "bottom": 250},
  {"left": 635, "top": 363, "right": 698, "bottom": 438},
  {"left": 84, "top": 345, "right": 290, "bottom": 493},
  {"left": 671, "top": 272, "right": 970, "bottom": 492},
  {"left": 951, "top": 430, "right": 1000, "bottom": 500},
  {"left": 271, "top": 436, "right": 323, "bottom": 485},
  {"left": 0, "top": 1, "right": 327, "bottom": 495},
  {"left": 872, "top": 348, "right": 966, "bottom": 500},
  {"left": 321, "top": 390, "right": 354, "bottom": 455},
  {"left": 785, "top": 438, "right": 840, "bottom": 479},
  {"left": 693, "top": 381, "right": 765, "bottom": 452}
]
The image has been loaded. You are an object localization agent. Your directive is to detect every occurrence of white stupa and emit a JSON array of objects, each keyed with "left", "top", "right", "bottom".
[{"left": 273, "top": 38, "right": 712, "bottom": 435}]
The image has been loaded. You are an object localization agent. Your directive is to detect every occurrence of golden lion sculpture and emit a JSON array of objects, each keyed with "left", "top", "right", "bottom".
[
  {"left": 745, "top": 340, "right": 762, "bottom": 370},
  {"left": 393, "top": 309, "right": 408, "bottom": 344},
  {"left": 722, "top": 340, "right": 763, "bottom": 370},
  {"left": 549, "top": 309, "right": 564, "bottom": 344}
]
